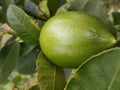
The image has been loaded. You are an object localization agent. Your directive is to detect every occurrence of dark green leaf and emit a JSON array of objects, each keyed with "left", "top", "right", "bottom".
[
  {"left": 29, "top": 84, "right": 40, "bottom": 90},
  {"left": 0, "top": 42, "right": 20, "bottom": 83},
  {"left": 14, "top": 0, "right": 24, "bottom": 7},
  {"left": 47, "top": 0, "right": 66, "bottom": 16},
  {"left": 7, "top": 5, "right": 40, "bottom": 45},
  {"left": 19, "top": 42, "right": 36, "bottom": 57},
  {"left": 1, "top": 0, "right": 14, "bottom": 22},
  {"left": 113, "top": 12, "right": 120, "bottom": 37},
  {"left": 30, "top": 0, "right": 41, "bottom": 5},
  {"left": 35, "top": 19, "right": 45, "bottom": 27},
  {"left": 16, "top": 46, "right": 40, "bottom": 74},
  {"left": 36, "top": 52, "right": 66, "bottom": 90},
  {"left": 0, "top": 35, "right": 2, "bottom": 49},
  {"left": 24, "top": 1, "right": 42, "bottom": 19},
  {"left": 24, "top": 1, "right": 49, "bottom": 21},
  {"left": 66, "top": 48, "right": 120, "bottom": 90},
  {"left": 0, "top": 6, "right": 4, "bottom": 23},
  {"left": 112, "top": 12, "right": 120, "bottom": 25}
]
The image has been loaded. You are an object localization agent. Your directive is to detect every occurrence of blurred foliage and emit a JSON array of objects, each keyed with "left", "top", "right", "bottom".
[{"left": 0, "top": 0, "right": 120, "bottom": 89}]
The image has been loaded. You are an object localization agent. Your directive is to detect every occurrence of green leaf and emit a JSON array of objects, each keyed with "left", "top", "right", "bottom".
[
  {"left": 65, "top": 48, "right": 120, "bottom": 90},
  {"left": 0, "top": 42, "right": 20, "bottom": 83},
  {"left": 39, "top": 0, "right": 50, "bottom": 17},
  {"left": 19, "top": 42, "right": 36, "bottom": 57},
  {"left": 0, "top": 6, "right": 4, "bottom": 23},
  {"left": 1, "top": 0, "right": 14, "bottom": 22},
  {"left": 24, "top": 1, "right": 43, "bottom": 19},
  {"left": 16, "top": 45, "right": 40, "bottom": 74},
  {"left": 64, "top": 68, "right": 71, "bottom": 79},
  {"left": 113, "top": 12, "right": 120, "bottom": 35},
  {"left": 115, "top": 25, "right": 120, "bottom": 31},
  {"left": 7, "top": 5, "right": 40, "bottom": 45},
  {"left": 30, "top": 0, "right": 41, "bottom": 5},
  {"left": 47, "top": 0, "right": 66, "bottom": 16},
  {"left": 112, "top": 12, "right": 120, "bottom": 25},
  {"left": 29, "top": 84, "right": 40, "bottom": 90},
  {"left": 68, "top": 0, "right": 107, "bottom": 21},
  {"left": 36, "top": 52, "right": 66, "bottom": 90},
  {"left": 68, "top": 0, "right": 89, "bottom": 11},
  {"left": 0, "top": 83, "right": 14, "bottom": 90},
  {"left": 0, "top": 36, "right": 2, "bottom": 49},
  {"left": 12, "top": 75, "right": 22, "bottom": 84},
  {"left": 15, "top": 0, "right": 24, "bottom": 5}
]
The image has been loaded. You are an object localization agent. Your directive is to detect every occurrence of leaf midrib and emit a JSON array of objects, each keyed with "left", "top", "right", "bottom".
[{"left": 107, "top": 63, "right": 120, "bottom": 90}]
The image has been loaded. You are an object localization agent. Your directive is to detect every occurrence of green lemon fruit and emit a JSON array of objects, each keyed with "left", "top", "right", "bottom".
[{"left": 39, "top": 11, "right": 116, "bottom": 68}]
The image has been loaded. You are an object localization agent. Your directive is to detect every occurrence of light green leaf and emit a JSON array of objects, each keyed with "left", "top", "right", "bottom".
[
  {"left": 0, "top": 42, "right": 20, "bottom": 83},
  {"left": 39, "top": 0, "right": 50, "bottom": 17},
  {"left": 12, "top": 74, "right": 22, "bottom": 84},
  {"left": 7, "top": 5, "right": 40, "bottom": 45},
  {"left": 66, "top": 48, "right": 120, "bottom": 90},
  {"left": 115, "top": 25, "right": 120, "bottom": 31},
  {"left": 36, "top": 52, "right": 66, "bottom": 90}
]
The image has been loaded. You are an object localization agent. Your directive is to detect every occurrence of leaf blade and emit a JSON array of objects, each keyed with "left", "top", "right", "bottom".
[
  {"left": 68, "top": 0, "right": 108, "bottom": 21},
  {"left": 65, "top": 48, "right": 120, "bottom": 90},
  {"left": 108, "top": 64, "right": 120, "bottom": 90},
  {"left": 36, "top": 52, "right": 66, "bottom": 90},
  {"left": 47, "top": 0, "right": 66, "bottom": 16},
  {"left": 112, "top": 12, "right": 120, "bottom": 25},
  {"left": 1, "top": 0, "right": 14, "bottom": 22},
  {"left": 7, "top": 5, "right": 40, "bottom": 45},
  {"left": 0, "top": 42, "right": 20, "bottom": 83},
  {"left": 16, "top": 45, "right": 40, "bottom": 74}
]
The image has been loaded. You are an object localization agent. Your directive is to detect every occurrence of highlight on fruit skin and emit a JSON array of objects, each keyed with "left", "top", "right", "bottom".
[{"left": 39, "top": 11, "right": 117, "bottom": 68}]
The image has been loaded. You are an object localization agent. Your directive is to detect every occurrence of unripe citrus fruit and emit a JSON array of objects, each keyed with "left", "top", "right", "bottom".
[{"left": 39, "top": 11, "right": 116, "bottom": 68}]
